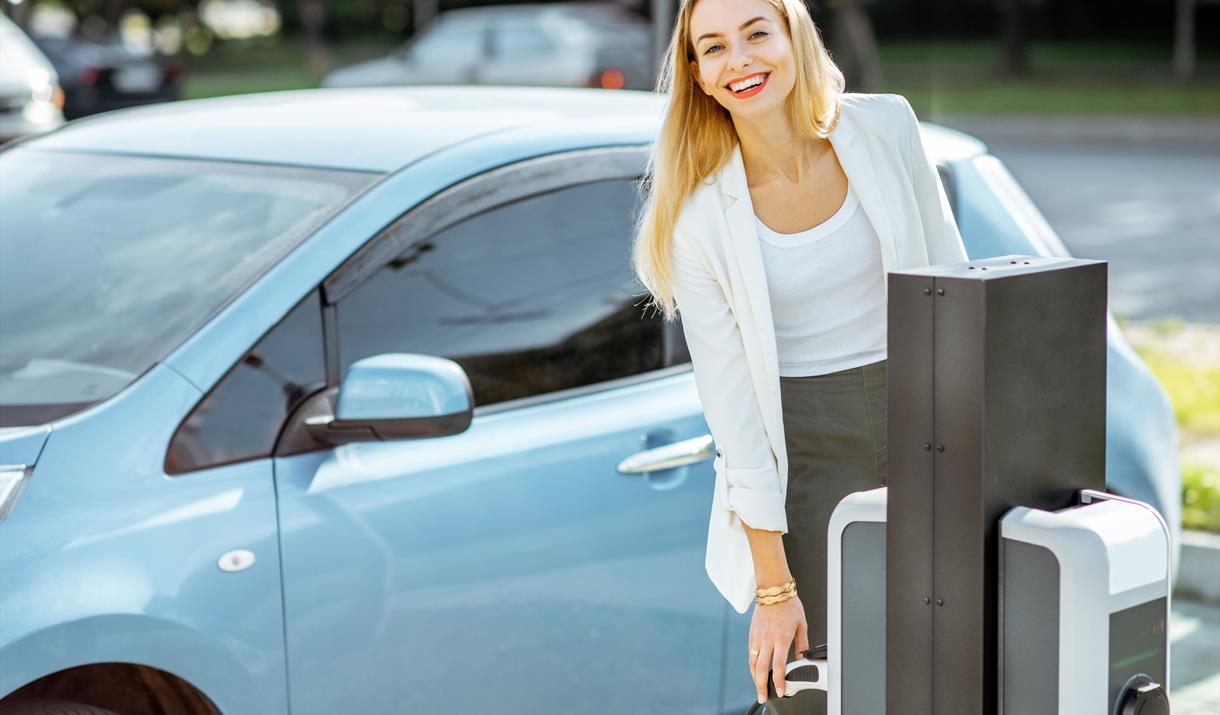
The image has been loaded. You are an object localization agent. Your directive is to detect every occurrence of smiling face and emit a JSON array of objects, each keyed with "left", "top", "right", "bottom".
[{"left": 688, "top": 0, "right": 795, "bottom": 119}]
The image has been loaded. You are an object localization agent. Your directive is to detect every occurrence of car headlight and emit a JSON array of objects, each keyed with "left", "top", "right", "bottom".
[{"left": 0, "top": 465, "right": 32, "bottom": 521}]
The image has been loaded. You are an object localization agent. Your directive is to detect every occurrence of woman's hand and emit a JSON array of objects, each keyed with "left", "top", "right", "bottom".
[{"left": 748, "top": 594, "right": 810, "bottom": 703}]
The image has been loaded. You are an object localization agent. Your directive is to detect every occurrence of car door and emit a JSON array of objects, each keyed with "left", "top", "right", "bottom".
[
  {"left": 273, "top": 147, "right": 726, "bottom": 714},
  {"left": 161, "top": 288, "right": 329, "bottom": 715},
  {"left": 476, "top": 17, "right": 569, "bottom": 87},
  {"left": 405, "top": 16, "right": 488, "bottom": 85}
]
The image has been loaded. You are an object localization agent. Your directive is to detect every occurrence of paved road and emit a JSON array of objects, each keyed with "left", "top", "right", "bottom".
[
  {"left": 940, "top": 116, "right": 1220, "bottom": 325},
  {"left": 1172, "top": 598, "right": 1220, "bottom": 714}
]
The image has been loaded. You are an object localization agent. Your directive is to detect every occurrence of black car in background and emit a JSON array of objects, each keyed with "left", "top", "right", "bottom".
[{"left": 29, "top": 35, "right": 184, "bottom": 119}]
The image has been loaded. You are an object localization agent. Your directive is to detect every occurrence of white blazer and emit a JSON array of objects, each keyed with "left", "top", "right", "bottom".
[{"left": 669, "top": 92, "right": 970, "bottom": 614}]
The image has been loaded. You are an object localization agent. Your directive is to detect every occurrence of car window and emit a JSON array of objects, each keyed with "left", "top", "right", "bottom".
[
  {"left": 489, "top": 24, "right": 556, "bottom": 57},
  {"left": 408, "top": 19, "right": 485, "bottom": 65},
  {"left": 335, "top": 178, "right": 664, "bottom": 408},
  {"left": 0, "top": 149, "right": 374, "bottom": 428},
  {"left": 166, "top": 289, "right": 325, "bottom": 474}
]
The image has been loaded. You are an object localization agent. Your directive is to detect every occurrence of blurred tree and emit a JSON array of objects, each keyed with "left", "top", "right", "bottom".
[
  {"left": 822, "top": 0, "right": 884, "bottom": 91},
  {"left": 999, "top": 0, "right": 1030, "bottom": 76},
  {"left": 650, "top": 0, "right": 673, "bottom": 77},
  {"left": 1175, "top": 0, "right": 1194, "bottom": 76},
  {"left": 1171, "top": 0, "right": 1215, "bottom": 77},
  {"left": 299, "top": 0, "right": 331, "bottom": 77},
  {"left": 413, "top": 0, "right": 437, "bottom": 35}
]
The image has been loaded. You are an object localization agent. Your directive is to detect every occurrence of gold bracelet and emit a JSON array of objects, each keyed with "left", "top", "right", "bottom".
[
  {"left": 756, "top": 588, "right": 798, "bottom": 606},
  {"left": 755, "top": 580, "right": 796, "bottom": 598}
]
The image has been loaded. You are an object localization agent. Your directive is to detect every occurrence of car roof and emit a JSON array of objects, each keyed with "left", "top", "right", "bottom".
[
  {"left": 25, "top": 86, "right": 670, "bottom": 172},
  {"left": 22, "top": 85, "right": 984, "bottom": 173}
]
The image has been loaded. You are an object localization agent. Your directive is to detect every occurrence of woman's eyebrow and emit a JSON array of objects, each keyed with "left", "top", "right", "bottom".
[{"left": 695, "top": 16, "right": 768, "bottom": 44}]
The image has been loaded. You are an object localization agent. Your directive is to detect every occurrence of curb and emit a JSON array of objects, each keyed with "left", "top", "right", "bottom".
[{"left": 1175, "top": 529, "right": 1220, "bottom": 604}]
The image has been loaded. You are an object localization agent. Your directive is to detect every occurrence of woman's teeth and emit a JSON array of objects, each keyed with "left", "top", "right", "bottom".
[{"left": 730, "top": 74, "right": 767, "bottom": 94}]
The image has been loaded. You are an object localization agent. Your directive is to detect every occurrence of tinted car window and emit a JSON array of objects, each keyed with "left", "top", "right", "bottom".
[
  {"left": 0, "top": 149, "right": 374, "bottom": 427},
  {"left": 336, "top": 178, "right": 663, "bottom": 407},
  {"left": 166, "top": 290, "right": 325, "bottom": 474}
]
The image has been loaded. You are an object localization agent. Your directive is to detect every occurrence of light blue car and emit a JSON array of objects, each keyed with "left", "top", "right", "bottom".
[{"left": 0, "top": 87, "right": 1180, "bottom": 715}]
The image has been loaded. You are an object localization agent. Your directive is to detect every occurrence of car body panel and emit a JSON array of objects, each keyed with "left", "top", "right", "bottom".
[
  {"left": 275, "top": 369, "right": 722, "bottom": 713},
  {"left": 0, "top": 365, "right": 288, "bottom": 714},
  {"left": 0, "top": 425, "right": 51, "bottom": 468},
  {"left": 29, "top": 87, "right": 667, "bottom": 171}
]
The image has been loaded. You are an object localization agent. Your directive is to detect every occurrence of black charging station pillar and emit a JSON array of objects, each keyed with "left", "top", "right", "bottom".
[{"left": 885, "top": 255, "right": 1108, "bottom": 715}]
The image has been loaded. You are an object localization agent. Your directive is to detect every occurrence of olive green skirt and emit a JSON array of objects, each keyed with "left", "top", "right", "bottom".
[{"left": 762, "top": 358, "right": 887, "bottom": 714}]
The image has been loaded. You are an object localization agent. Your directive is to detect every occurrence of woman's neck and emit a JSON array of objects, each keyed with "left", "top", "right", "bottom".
[{"left": 734, "top": 113, "right": 829, "bottom": 188}]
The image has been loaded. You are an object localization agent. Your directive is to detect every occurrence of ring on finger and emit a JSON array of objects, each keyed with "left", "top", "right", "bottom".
[{"left": 749, "top": 648, "right": 760, "bottom": 657}]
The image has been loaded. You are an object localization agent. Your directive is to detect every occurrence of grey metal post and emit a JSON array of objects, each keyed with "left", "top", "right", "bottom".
[{"left": 885, "top": 255, "right": 1107, "bottom": 715}]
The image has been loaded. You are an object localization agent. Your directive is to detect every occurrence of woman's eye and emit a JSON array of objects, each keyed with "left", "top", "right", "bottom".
[{"left": 703, "top": 31, "right": 767, "bottom": 55}]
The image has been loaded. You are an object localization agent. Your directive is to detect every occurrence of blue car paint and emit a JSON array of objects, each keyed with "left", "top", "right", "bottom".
[
  {"left": 0, "top": 87, "right": 1181, "bottom": 714},
  {"left": 274, "top": 368, "right": 724, "bottom": 713},
  {"left": 29, "top": 86, "right": 668, "bottom": 172},
  {"left": 0, "top": 365, "right": 289, "bottom": 715}
]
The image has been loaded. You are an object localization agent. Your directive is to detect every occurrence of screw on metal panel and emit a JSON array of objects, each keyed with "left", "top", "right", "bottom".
[
  {"left": 936, "top": 444, "right": 945, "bottom": 452},
  {"left": 936, "top": 288, "right": 946, "bottom": 296},
  {"left": 922, "top": 597, "right": 931, "bottom": 605},
  {"left": 923, "top": 287, "right": 931, "bottom": 296},
  {"left": 936, "top": 599, "right": 945, "bottom": 606},
  {"left": 923, "top": 443, "right": 932, "bottom": 451}
]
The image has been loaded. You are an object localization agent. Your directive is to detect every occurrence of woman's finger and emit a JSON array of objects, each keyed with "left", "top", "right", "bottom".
[
  {"left": 752, "top": 643, "right": 773, "bottom": 703},
  {"left": 772, "top": 642, "right": 788, "bottom": 697}
]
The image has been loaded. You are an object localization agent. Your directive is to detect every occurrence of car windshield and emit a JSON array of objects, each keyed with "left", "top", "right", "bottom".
[{"left": 0, "top": 149, "right": 377, "bottom": 427}]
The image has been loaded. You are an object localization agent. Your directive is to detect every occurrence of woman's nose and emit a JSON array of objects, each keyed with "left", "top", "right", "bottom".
[{"left": 728, "top": 47, "right": 754, "bottom": 72}]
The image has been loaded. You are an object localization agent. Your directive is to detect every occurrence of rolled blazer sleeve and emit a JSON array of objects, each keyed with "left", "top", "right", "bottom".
[
  {"left": 670, "top": 227, "right": 788, "bottom": 534},
  {"left": 898, "top": 95, "right": 970, "bottom": 266}
]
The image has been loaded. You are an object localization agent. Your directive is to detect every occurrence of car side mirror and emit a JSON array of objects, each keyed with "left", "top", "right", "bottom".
[{"left": 305, "top": 353, "right": 473, "bottom": 446}]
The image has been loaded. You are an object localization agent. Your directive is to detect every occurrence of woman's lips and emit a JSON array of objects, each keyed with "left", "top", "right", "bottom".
[{"left": 728, "top": 73, "right": 769, "bottom": 99}]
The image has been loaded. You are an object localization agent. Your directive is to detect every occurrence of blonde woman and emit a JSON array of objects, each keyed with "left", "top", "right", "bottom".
[{"left": 632, "top": 0, "right": 968, "bottom": 710}]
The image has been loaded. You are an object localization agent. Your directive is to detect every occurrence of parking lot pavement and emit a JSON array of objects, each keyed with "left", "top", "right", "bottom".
[
  {"left": 1172, "top": 598, "right": 1220, "bottom": 714},
  {"left": 939, "top": 115, "right": 1220, "bottom": 325}
]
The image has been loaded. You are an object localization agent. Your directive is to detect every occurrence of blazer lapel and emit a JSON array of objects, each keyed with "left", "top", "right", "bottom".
[{"left": 828, "top": 111, "right": 897, "bottom": 279}]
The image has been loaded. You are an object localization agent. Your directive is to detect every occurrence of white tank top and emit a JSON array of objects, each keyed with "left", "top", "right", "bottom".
[{"left": 754, "top": 181, "right": 888, "bottom": 377}]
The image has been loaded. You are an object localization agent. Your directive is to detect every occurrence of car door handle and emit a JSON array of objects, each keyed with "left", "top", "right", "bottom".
[{"left": 616, "top": 434, "right": 715, "bottom": 475}]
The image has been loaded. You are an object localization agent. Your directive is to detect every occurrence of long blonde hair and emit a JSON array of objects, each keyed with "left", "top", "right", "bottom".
[{"left": 632, "top": 0, "right": 845, "bottom": 322}]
